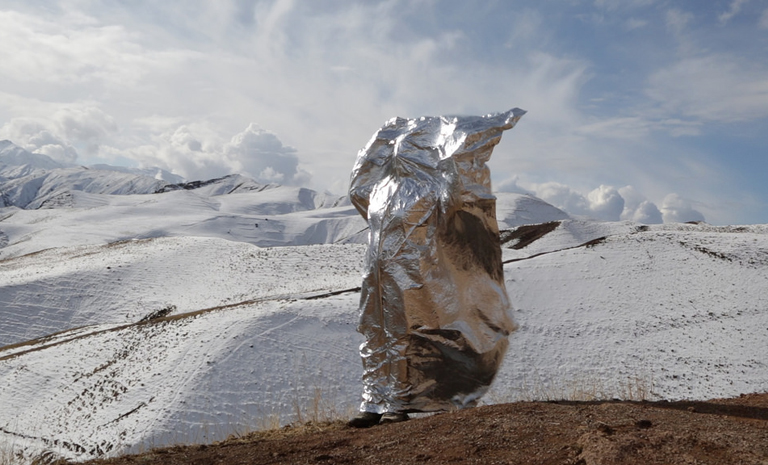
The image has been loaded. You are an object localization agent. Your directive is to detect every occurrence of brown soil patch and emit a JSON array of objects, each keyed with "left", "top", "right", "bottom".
[
  {"left": 84, "top": 393, "right": 768, "bottom": 465},
  {"left": 500, "top": 221, "right": 561, "bottom": 250}
]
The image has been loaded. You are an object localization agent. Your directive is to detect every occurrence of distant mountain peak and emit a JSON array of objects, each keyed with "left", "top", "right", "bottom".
[{"left": 0, "top": 142, "right": 66, "bottom": 179}]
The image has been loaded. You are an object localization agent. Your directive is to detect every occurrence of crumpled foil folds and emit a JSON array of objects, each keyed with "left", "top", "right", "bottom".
[{"left": 349, "top": 108, "right": 525, "bottom": 414}]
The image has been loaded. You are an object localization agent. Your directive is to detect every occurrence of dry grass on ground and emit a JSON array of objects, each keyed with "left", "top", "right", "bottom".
[{"left": 82, "top": 393, "right": 768, "bottom": 465}]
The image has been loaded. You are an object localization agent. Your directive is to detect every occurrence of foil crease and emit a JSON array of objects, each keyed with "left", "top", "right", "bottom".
[{"left": 349, "top": 108, "right": 525, "bottom": 414}]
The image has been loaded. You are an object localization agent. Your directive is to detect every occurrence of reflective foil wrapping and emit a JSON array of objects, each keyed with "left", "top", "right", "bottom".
[{"left": 349, "top": 108, "right": 525, "bottom": 414}]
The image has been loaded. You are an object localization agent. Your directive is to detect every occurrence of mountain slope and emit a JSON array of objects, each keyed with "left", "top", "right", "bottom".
[
  {"left": 1, "top": 221, "right": 767, "bottom": 462},
  {"left": 0, "top": 142, "right": 172, "bottom": 209},
  {"left": 0, "top": 144, "right": 362, "bottom": 259},
  {"left": 0, "top": 140, "right": 67, "bottom": 180}
]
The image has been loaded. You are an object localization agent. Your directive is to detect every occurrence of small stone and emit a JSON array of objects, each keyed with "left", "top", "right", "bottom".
[
  {"left": 595, "top": 422, "right": 614, "bottom": 435},
  {"left": 635, "top": 419, "right": 653, "bottom": 429}
]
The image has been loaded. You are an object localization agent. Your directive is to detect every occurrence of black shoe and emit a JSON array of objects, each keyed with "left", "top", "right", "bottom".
[
  {"left": 347, "top": 412, "right": 382, "bottom": 428},
  {"left": 379, "top": 412, "right": 409, "bottom": 424}
]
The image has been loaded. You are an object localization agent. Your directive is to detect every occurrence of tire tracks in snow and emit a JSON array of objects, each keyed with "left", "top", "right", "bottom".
[{"left": 0, "top": 287, "right": 362, "bottom": 362}]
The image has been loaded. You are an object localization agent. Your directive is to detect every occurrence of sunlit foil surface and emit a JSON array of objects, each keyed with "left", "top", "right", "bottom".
[{"left": 349, "top": 108, "right": 525, "bottom": 414}]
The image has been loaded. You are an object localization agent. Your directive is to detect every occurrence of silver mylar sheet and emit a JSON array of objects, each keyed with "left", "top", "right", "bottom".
[{"left": 349, "top": 108, "right": 525, "bottom": 414}]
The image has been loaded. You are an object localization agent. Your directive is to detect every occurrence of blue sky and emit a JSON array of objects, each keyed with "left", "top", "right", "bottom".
[{"left": 0, "top": 0, "right": 766, "bottom": 224}]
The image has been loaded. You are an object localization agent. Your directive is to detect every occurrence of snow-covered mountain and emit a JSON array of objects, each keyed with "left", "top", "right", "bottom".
[
  {"left": 0, "top": 142, "right": 174, "bottom": 209},
  {"left": 1, "top": 145, "right": 767, "bottom": 463},
  {"left": 0, "top": 143, "right": 357, "bottom": 260},
  {"left": 0, "top": 140, "right": 67, "bottom": 180}
]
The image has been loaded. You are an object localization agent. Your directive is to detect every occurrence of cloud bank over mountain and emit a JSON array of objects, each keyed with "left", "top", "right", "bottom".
[
  {"left": 497, "top": 180, "right": 701, "bottom": 224},
  {"left": 0, "top": 1, "right": 766, "bottom": 224}
]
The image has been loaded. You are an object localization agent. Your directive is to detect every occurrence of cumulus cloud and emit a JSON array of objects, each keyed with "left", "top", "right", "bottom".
[
  {"left": 529, "top": 182, "right": 668, "bottom": 224},
  {"left": 104, "top": 125, "right": 225, "bottom": 182},
  {"left": 619, "top": 186, "right": 663, "bottom": 224},
  {"left": 587, "top": 185, "right": 625, "bottom": 221},
  {"left": 0, "top": 106, "right": 118, "bottom": 162},
  {"left": 0, "top": 118, "right": 79, "bottom": 163},
  {"left": 660, "top": 193, "right": 706, "bottom": 223},
  {"left": 111, "top": 123, "right": 308, "bottom": 185},
  {"left": 495, "top": 177, "right": 533, "bottom": 195},
  {"left": 532, "top": 183, "right": 627, "bottom": 221},
  {"left": 632, "top": 201, "right": 665, "bottom": 224},
  {"left": 54, "top": 107, "right": 117, "bottom": 146},
  {"left": 531, "top": 182, "right": 591, "bottom": 218},
  {"left": 223, "top": 124, "right": 304, "bottom": 184}
]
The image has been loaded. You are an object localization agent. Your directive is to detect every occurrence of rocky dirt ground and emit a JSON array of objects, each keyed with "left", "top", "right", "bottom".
[{"left": 85, "top": 393, "right": 768, "bottom": 465}]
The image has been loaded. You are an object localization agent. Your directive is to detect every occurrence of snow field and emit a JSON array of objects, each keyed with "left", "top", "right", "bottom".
[
  {"left": 492, "top": 227, "right": 768, "bottom": 403},
  {"left": 0, "top": 188, "right": 366, "bottom": 260},
  {"left": 1, "top": 185, "right": 767, "bottom": 462}
]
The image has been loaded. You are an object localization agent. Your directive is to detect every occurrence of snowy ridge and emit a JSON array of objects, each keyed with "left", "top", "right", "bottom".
[
  {"left": 495, "top": 192, "right": 570, "bottom": 229},
  {"left": 0, "top": 141, "right": 67, "bottom": 180},
  {"left": 2, "top": 167, "right": 171, "bottom": 209},
  {"left": 0, "top": 145, "right": 360, "bottom": 259},
  {"left": 0, "top": 142, "right": 171, "bottom": 209},
  {"left": 0, "top": 187, "right": 367, "bottom": 260}
]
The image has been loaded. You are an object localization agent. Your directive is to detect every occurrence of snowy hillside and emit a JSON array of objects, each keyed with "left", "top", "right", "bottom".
[
  {"left": 0, "top": 186, "right": 363, "bottom": 262},
  {"left": 0, "top": 143, "right": 359, "bottom": 261},
  {"left": 1, "top": 148, "right": 767, "bottom": 463},
  {"left": 0, "top": 141, "right": 67, "bottom": 179},
  {"left": 0, "top": 142, "right": 182, "bottom": 210}
]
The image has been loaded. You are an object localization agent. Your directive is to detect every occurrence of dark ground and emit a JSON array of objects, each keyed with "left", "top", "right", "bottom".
[{"left": 83, "top": 393, "right": 768, "bottom": 464}]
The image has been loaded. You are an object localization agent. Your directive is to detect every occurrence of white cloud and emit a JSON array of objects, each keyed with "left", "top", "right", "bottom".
[
  {"left": 632, "top": 200, "right": 664, "bottom": 224},
  {"left": 529, "top": 182, "right": 670, "bottom": 223},
  {"left": 594, "top": 0, "right": 658, "bottom": 11},
  {"left": 0, "top": 2, "right": 592, "bottom": 192},
  {"left": 0, "top": 10, "right": 173, "bottom": 88},
  {"left": 619, "top": 186, "right": 663, "bottom": 224},
  {"left": 0, "top": 2, "right": 759, "bottom": 224},
  {"left": 0, "top": 117, "right": 79, "bottom": 163},
  {"left": 54, "top": 107, "right": 117, "bottom": 143},
  {"left": 719, "top": 0, "right": 750, "bottom": 24},
  {"left": 665, "top": 8, "right": 693, "bottom": 36},
  {"left": 530, "top": 182, "right": 591, "bottom": 218},
  {"left": 495, "top": 177, "right": 533, "bottom": 195},
  {"left": 587, "top": 185, "right": 625, "bottom": 221},
  {"left": 576, "top": 117, "right": 652, "bottom": 139},
  {"left": 576, "top": 116, "right": 702, "bottom": 139},
  {"left": 223, "top": 124, "right": 304, "bottom": 185},
  {"left": 505, "top": 8, "right": 544, "bottom": 46},
  {"left": 660, "top": 193, "right": 706, "bottom": 223},
  {"left": 646, "top": 55, "right": 768, "bottom": 122},
  {"left": 103, "top": 123, "right": 232, "bottom": 181},
  {"left": 0, "top": 105, "right": 118, "bottom": 162},
  {"left": 625, "top": 18, "right": 648, "bottom": 30},
  {"left": 760, "top": 9, "right": 768, "bottom": 29},
  {"left": 108, "top": 123, "right": 306, "bottom": 184}
]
